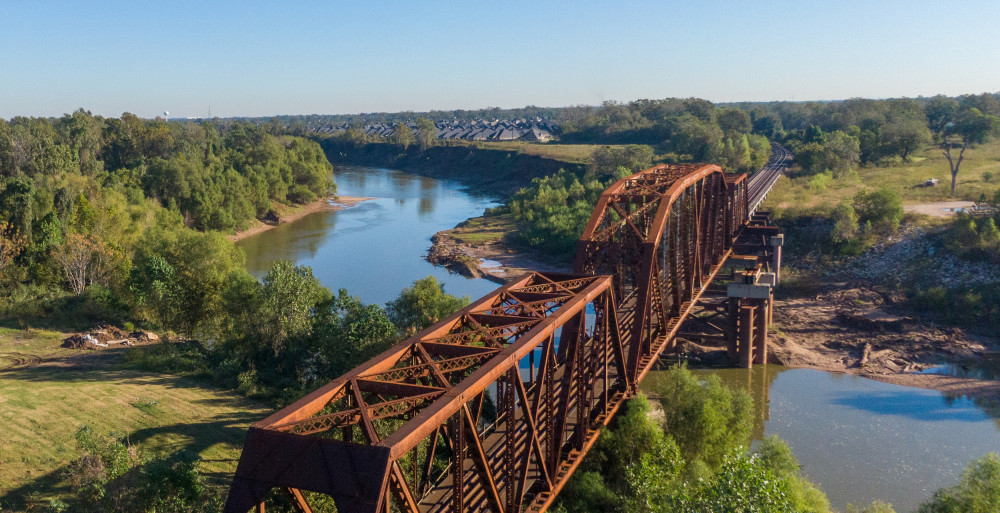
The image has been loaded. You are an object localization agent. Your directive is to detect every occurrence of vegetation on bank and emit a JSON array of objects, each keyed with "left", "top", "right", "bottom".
[
  {"left": 0, "top": 273, "right": 469, "bottom": 511},
  {"left": 554, "top": 365, "right": 1000, "bottom": 513},
  {"left": 316, "top": 137, "right": 586, "bottom": 195},
  {"left": 556, "top": 365, "right": 829, "bottom": 513},
  {"left": 0, "top": 111, "right": 334, "bottom": 338},
  {"left": 3, "top": 91, "right": 999, "bottom": 511}
]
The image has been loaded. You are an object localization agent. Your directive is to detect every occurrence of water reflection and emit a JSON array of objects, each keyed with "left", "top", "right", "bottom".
[
  {"left": 237, "top": 166, "right": 501, "bottom": 305},
  {"left": 831, "top": 389, "right": 994, "bottom": 423},
  {"left": 644, "top": 365, "right": 1000, "bottom": 512}
]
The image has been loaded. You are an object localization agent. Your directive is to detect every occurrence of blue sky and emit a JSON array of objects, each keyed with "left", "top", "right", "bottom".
[{"left": 2, "top": 0, "right": 999, "bottom": 119}]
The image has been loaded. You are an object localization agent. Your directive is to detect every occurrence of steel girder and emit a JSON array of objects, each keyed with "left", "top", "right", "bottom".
[
  {"left": 224, "top": 272, "right": 631, "bottom": 513},
  {"left": 225, "top": 164, "right": 756, "bottom": 513},
  {"left": 574, "top": 164, "right": 748, "bottom": 386}
]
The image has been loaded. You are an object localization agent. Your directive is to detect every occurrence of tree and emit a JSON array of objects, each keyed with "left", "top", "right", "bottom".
[
  {"left": 880, "top": 116, "right": 930, "bottom": 162},
  {"left": 255, "top": 260, "right": 331, "bottom": 352},
  {"left": 131, "top": 229, "right": 246, "bottom": 336},
  {"left": 306, "top": 290, "right": 398, "bottom": 385},
  {"left": 650, "top": 364, "right": 752, "bottom": 470},
  {"left": 386, "top": 276, "right": 468, "bottom": 334},
  {"left": 588, "top": 145, "right": 654, "bottom": 179},
  {"left": 415, "top": 117, "right": 437, "bottom": 151},
  {"left": 53, "top": 233, "right": 114, "bottom": 295},
  {"left": 830, "top": 201, "right": 860, "bottom": 244},
  {"left": 919, "top": 452, "right": 1000, "bottom": 513},
  {"left": 716, "top": 108, "right": 752, "bottom": 135},
  {"left": 932, "top": 106, "right": 1000, "bottom": 194},
  {"left": 678, "top": 452, "right": 797, "bottom": 513},
  {"left": 393, "top": 122, "right": 415, "bottom": 149},
  {"left": 756, "top": 436, "right": 831, "bottom": 513},
  {"left": 0, "top": 223, "right": 26, "bottom": 284}
]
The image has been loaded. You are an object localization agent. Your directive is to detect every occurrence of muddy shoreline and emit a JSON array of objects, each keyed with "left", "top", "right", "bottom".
[
  {"left": 227, "top": 195, "right": 373, "bottom": 242},
  {"left": 764, "top": 284, "right": 1000, "bottom": 400}
]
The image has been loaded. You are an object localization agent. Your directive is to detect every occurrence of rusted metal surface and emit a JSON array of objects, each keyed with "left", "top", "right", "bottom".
[{"left": 225, "top": 162, "right": 782, "bottom": 513}]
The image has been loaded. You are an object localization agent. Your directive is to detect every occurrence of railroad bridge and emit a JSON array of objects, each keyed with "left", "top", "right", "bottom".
[{"left": 224, "top": 147, "right": 790, "bottom": 513}]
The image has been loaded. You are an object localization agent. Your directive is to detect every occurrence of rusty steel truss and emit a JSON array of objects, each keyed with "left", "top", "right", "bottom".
[{"left": 224, "top": 163, "right": 778, "bottom": 513}]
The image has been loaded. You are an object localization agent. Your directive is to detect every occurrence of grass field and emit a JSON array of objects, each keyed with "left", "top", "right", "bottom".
[
  {"left": 449, "top": 213, "right": 516, "bottom": 245},
  {"left": 0, "top": 327, "right": 268, "bottom": 508},
  {"left": 767, "top": 139, "right": 1000, "bottom": 214},
  {"left": 442, "top": 140, "right": 607, "bottom": 164}
]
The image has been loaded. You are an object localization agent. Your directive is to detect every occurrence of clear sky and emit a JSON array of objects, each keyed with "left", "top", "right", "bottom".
[{"left": 2, "top": 0, "right": 999, "bottom": 119}]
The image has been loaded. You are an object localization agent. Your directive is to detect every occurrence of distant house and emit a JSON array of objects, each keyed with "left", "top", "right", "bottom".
[
  {"left": 497, "top": 128, "right": 522, "bottom": 141},
  {"left": 521, "top": 127, "right": 552, "bottom": 142},
  {"left": 473, "top": 128, "right": 496, "bottom": 141}
]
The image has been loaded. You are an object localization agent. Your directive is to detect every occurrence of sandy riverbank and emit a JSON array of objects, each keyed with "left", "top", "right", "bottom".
[
  {"left": 227, "top": 196, "right": 373, "bottom": 242},
  {"left": 765, "top": 284, "right": 1000, "bottom": 400},
  {"left": 429, "top": 216, "right": 1000, "bottom": 401},
  {"left": 426, "top": 228, "right": 569, "bottom": 284}
]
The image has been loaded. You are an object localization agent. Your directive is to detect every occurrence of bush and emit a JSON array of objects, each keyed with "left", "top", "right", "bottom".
[
  {"left": 386, "top": 275, "right": 469, "bottom": 335},
  {"left": 648, "top": 364, "right": 753, "bottom": 470},
  {"left": 123, "top": 341, "right": 210, "bottom": 376},
  {"left": 757, "top": 436, "right": 831, "bottom": 512},
  {"left": 852, "top": 188, "right": 903, "bottom": 235},
  {"left": 909, "top": 285, "right": 1000, "bottom": 329},
  {"left": 944, "top": 214, "right": 1000, "bottom": 262},
  {"left": 287, "top": 184, "right": 317, "bottom": 204},
  {"left": 66, "top": 426, "right": 221, "bottom": 513},
  {"left": 919, "top": 453, "right": 1000, "bottom": 513},
  {"left": 808, "top": 171, "right": 833, "bottom": 191}
]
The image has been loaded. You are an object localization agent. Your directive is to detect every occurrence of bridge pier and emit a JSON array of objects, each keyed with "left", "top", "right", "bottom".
[{"left": 726, "top": 272, "right": 775, "bottom": 368}]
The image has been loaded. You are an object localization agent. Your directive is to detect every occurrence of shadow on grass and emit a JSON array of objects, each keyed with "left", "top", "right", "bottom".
[
  {"left": 0, "top": 410, "right": 260, "bottom": 511},
  {"left": 0, "top": 347, "right": 268, "bottom": 510}
]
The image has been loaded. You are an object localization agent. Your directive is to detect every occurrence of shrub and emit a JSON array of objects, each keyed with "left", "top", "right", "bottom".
[
  {"left": 66, "top": 426, "right": 221, "bottom": 512},
  {"left": 123, "top": 341, "right": 210, "bottom": 375},
  {"left": 808, "top": 171, "right": 833, "bottom": 191},
  {"left": 944, "top": 214, "right": 1000, "bottom": 261},
  {"left": 852, "top": 188, "right": 903, "bottom": 235},
  {"left": 919, "top": 453, "right": 1000, "bottom": 513},
  {"left": 287, "top": 184, "right": 317, "bottom": 204},
  {"left": 649, "top": 364, "right": 753, "bottom": 470}
]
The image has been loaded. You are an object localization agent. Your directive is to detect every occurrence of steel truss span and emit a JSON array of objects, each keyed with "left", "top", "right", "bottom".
[{"left": 225, "top": 163, "right": 768, "bottom": 513}]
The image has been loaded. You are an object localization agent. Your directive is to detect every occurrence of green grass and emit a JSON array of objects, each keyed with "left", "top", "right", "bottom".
[
  {"left": 450, "top": 213, "right": 517, "bottom": 245},
  {"left": 0, "top": 327, "right": 269, "bottom": 507},
  {"left": 765, "top": 139, "right": 1000, "bottom": 214}
]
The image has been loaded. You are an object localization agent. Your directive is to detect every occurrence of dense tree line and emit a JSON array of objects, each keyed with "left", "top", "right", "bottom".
[
  {"left": 495, "top": 145, "right": 653, "bottom": 257},
  {"left": 0, "top": 110, "right": 334, "bottom": 331},
  {"left": 559, "top": 99, "right": 771, "bottom": 175},
  {"left": 754, "top": 94, "right": 1000, "bottom": 194}
]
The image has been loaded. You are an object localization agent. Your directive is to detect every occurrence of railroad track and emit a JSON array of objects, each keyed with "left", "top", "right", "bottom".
[{"left": 747, "top": 143, "right": 790, "bottom": 215}]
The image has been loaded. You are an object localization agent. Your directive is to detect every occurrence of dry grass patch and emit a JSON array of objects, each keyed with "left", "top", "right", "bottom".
[
  {"left": 765, "top": 139, "right": 1000, "bottom": 214},
  {"left": 0, "top": 327, "right": 268, "bottom": 505},
  {"left": 444, "top": 140, "right": 607, "bottom": 164}
]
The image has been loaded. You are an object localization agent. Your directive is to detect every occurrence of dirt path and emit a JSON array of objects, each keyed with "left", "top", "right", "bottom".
[
  {"left": 767, "top": 285, "right": 1000, "bottom": 399},
  {"left": 227, "top": 195, "right": 373, "bottom": 242},
  {"left": 903, "top": 201, "right": 975, "bottom": 218}
]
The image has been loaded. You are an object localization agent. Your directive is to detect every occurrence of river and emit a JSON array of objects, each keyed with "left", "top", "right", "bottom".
[
  {"left": 237, "top": 166, "right": 1000, "bottom": 512},
  {"left": 238, "top": 166, "right": 502, "bottom": 305},
  {"left": 645, "top": 366, "right": 1000, "bottom": 512}
]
